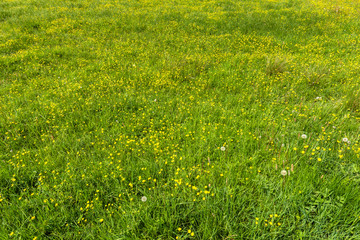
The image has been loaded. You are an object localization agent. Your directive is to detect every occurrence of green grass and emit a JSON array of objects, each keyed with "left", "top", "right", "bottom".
[{"left": 1, "top": 0, "right": 360, "bottom": 239}]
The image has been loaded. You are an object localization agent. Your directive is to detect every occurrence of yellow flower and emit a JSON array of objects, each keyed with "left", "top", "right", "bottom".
[
  {"left": 99, "top": 219, "right": 104, "bottom": 223},
  {"left": 178, "top": 227, "right": 182, "bottom": 231},
  {"left": 317, "top": 158, "right": 322, "bottom": 162},
  {"left": 9, "top": 232, "right": 14, "bottom": 236}
]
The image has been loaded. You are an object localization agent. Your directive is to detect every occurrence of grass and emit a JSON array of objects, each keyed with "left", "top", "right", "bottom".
[{"left": 1, "top": 0, "right": 360, "bottom": 239}]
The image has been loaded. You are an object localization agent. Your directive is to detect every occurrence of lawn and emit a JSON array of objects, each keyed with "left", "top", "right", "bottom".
[{"left": 1, "top": 0, "right": 360, "bottom": 239}]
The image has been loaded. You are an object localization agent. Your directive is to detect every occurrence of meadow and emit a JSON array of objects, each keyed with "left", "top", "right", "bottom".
[{"left": 1, "top": 0, "right": 360, "bottom": 239}]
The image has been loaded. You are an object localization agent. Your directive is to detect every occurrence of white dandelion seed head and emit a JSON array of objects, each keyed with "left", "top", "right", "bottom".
[
  {"left": 342, "top": 137, "right": 348, "bottom": 143},
  {"left": 220, "top": 146, "right": 226, "bottom": 151},
  {"left": 301, "top": 134, "right": 307, "bottom": 139},
  {"left": 141, "top": 196, "right": 147, "bottom": 202},
  {"left": 281, "top": 170, "right": 287, "bottom": 176},
  {"left": 281, "top": 144, "right": 285, "bottom": 148}
]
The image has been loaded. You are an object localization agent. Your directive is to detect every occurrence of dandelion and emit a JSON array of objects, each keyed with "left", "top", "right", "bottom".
[
  {"left": 301, "top": 134, "right": 307, "bottom": 139},
  {"left": 141, "top": 196, "right": 147, "bottom": 202},
  {"left": 281, "top": 170, "right": 287, "bottom": 176},
  {"left": 342, "top": 138, "right": 348, "bottom": 143},
  {"left": 99, "top": 219, "right": 104, "bottom": 223},
  {"left": 220, "top": 146, "right": 226, "bottom": 151}
]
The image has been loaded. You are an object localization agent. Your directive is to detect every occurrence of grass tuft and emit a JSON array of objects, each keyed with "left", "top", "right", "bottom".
[{"left": 265, "top": 56, "right": 287, "bottom": 76}]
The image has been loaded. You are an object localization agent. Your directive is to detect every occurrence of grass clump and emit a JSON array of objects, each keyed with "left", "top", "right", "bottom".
[
  {"left": 305, "top": 64, "right": 330, "bottom": 87},
  {"left": 265, "top": 56, "right": 288, "bottom": 76}
]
